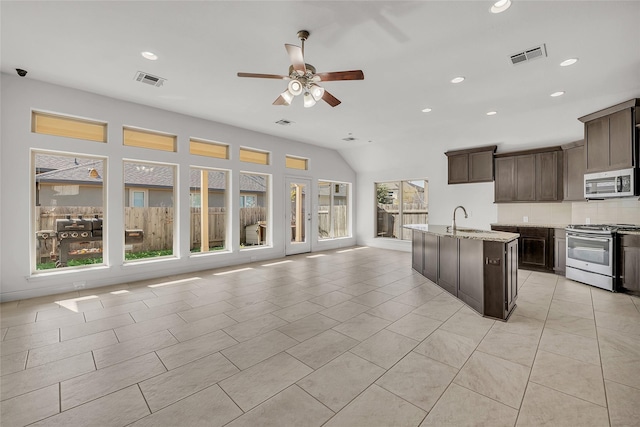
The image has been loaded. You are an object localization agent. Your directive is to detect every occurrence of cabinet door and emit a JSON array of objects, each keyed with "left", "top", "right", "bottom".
[
  {"left": 423, "top": 233, "right": 438, "bottom": 283},
  {"left": 437, "top": 236, "right": 458, "bottom": 296},
  {"left": 536, "top": 151, "right": 560, "bottom": 201},
  {"left": 609, "top": 108, "right": 634, "bottom": 169},
  {"left": 554, "top": 236, "right": 566, "bottom": 275},
  {"left": 458, "top": 239, "right": 484, "bottom": 313},
  {"left": 519, "top": 228, "right": 549, "bottom": 270},
  {"left": 622, "top": 236, "right": 640, "bottom": 294},
  {"left": 494, "top": 157, "right": 516, "bottom": 202},
  {"left": 585, "top": 117, "right": 610, "bottom": 172},
  {"left": 505, "top": 239, "right": 518, "bottom": 314},
  {"left": 448, "top": 154, "right": 469, "bottom": 184},
  {"left": 469, "top": 151, "right": 494, "bottom": 182},
  {"left": 564, "top": 144, "right": 586, "bottom": 201},
  {"left": 516, "top": 155, "right": 536, "bottom": 201},
  {"left": 412, "top": 230, "right": 424, "bottom": 273}
]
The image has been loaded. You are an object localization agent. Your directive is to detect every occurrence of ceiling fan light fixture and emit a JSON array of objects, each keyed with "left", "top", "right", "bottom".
[
  {"left": 280, "top": 89, "right": 294, "bottom": 105},
  {"left": 310, "top": 84, "right": 325, "bottom": 101},
  {"left": 303, "top": 92, "right": 316, "bottom": 108},
  {"left": 288, "top": 80, "right": 303, "bottom": 96}
]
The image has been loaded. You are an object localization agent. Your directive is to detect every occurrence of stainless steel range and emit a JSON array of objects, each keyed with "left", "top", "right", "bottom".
[{"left": 565, "top": 224, "right": 640, "bottom": 291}]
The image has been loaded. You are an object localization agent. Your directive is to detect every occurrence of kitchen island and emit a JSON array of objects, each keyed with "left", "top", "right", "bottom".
[{"left": 406, "top": 224, "right": 519, "bottom": 321}]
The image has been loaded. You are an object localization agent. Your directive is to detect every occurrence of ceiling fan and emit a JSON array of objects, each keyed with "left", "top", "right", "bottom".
[{"left": 237, "top": 30, "right": 364, "bottom": 108}]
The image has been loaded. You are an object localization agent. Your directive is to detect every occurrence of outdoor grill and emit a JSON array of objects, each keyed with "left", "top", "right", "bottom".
[
  {"left": 56, "top": 215, "right": 94, "bottom": 240},
  {"left": 36, "top": 214, "right": 144, "bottom": 267}
]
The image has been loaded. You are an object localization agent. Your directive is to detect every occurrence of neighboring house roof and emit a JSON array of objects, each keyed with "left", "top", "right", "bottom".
[{"left": 35, "top": 154, "right": 266, "bottom": 192}]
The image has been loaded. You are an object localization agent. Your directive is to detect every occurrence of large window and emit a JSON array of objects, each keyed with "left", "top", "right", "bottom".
[
  {"left": 239, "top": 172, "right": 269, "bottom": 247},
  {"left": 318, "top": 181, "right": 350, "bottom": 239},
  {"left": 123, "top": 161, "right": 176, "bottom": 261},
  {"left": 33, "top": 152, "right": 106, "bottom": 270},
  {"left": 375, "top": 180, "right": 428, "bottom": 240},
  {"left": 190, "top": 167, "right": 228, "bottom": 253}
]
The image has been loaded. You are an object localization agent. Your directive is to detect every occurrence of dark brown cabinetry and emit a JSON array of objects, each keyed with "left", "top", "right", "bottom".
[
  {"left": 621, "top": 234, "right": 640, "bottom": 295},
  {"left": 411, "top": 229, "right": 518, "bottom": 320},
  {"left": 491, "top": 225, "right": 554, "bottom": 272},
  {"left": 579, "top": 99, "right": 639, "bottom": 173},
  {"left": 438, "top": 236, "right": 459, "bottom": 295},
  {"left": 494, "top": 148, "right": 563, "bottom": 203},
  {"left": 446, "top": 145, "right": 497, "bottom": 184},
  {"left": 423, "top": 233, "right": 438, "bottom": 283},
  {"left": 553, "top": 228, "right": 566, "bottom": 275},
  {"left": 411, "top": 230, "right": 423, "bottom": 273},
  {"left": 562, "top": 141, "right": 586, "bottom": 201}
]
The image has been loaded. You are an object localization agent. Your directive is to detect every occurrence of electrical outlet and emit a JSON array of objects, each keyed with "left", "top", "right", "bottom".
[
  {"left": 73, "top": 281, "right": 86, "bottom": 290},
  {"left": 586, "top": 217, "right": 591, "bottom": 224},
  {"left": 486, "top": 257, "right": 501, "bottom": 266},
  {"left": 523, "top": 216, "right": 529, "bottom": 223}
]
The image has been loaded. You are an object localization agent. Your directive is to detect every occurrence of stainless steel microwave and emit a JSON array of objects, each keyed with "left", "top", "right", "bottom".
[{"left": 584, "top": 167, "right": 637, "bottom": 199}]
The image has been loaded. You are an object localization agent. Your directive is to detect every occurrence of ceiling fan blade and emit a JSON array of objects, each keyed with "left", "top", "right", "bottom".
[
  {"left": 237, "top": 72, "right": 289, "bottom": 79},
  {"left": 322, "top": 90, "right": 341, "bottom": 107},
  {"left": 315, "top": 70, "right": 364, "bottom": 81},
  {"left": 285, "top": 44, "right": 306, "bottom": 74}
]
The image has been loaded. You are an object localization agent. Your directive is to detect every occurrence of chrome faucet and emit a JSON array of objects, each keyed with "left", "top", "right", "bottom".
[{"left": 452, "top": 205, "right": 468, "bottom": 231}]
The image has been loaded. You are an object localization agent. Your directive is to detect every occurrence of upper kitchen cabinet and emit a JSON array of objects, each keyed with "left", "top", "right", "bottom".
[
  {"left": 445, "top": 145, "right": 497, "bottom": 184},
  {"left": 494, "top": 147, "right": 563, "bottom": 203},
  {"left": 579, "top": 99, "right": 639, "bottom": 173},
  {"left": 562, "top": 140, "right": 586, "bottom": 201}
]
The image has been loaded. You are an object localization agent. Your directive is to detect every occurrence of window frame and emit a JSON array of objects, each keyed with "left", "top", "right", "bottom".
[
  {"left": 31, "top": 149, "right": 108, "bottom": 274},
  {"left": 374, "top": 179, "right": 428, "bottom": 241}
]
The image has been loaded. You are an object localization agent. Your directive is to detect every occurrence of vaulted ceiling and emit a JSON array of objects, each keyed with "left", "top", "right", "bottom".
[{"left": 2, "top": 1, "right": 639, "bottom": 173}]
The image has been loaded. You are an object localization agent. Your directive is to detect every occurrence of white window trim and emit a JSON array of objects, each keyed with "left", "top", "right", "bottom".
[{"left": 129, "top": 189, "right": 148, "bottom": 208}]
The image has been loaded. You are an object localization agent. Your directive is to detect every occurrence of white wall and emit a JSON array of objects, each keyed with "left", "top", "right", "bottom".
[
  {"left": 0, "top": 74, "right": 356, "bottom": 301},
  {"left": 354, "top": 144, "right": 498, "bottom": 252}
]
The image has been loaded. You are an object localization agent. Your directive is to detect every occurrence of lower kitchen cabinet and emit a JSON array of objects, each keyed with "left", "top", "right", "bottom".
[
  {"left": 554, "top": 228, "right": 566, "bottom": 275},
  {"left": 423, "top": 233, "right": 438, "bottom": 283},
  {"left": 412, "top": 230, "right": 424, "bottom": 273},
  {"left": 520, "top": 227, "right": 551, "bottom": 271},
  {"left": 410, "top": 228, "right": 518, "bottom": 320},
  {"left": 621, "top": 234, "right": 640, "bottom": 295},
  {"left": 491, "top": 225, "right": 554, "bottom": 272},
  {"left": 438, "top": 236, "right": 458, "bottom": 296}
]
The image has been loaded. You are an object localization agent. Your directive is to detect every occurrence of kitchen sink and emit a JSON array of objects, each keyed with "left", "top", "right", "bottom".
[{"left": 447, "top": 227, "right": 493, "bottom": 233}]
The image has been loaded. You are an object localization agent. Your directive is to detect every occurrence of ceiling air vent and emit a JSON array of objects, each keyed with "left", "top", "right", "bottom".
[
  {"left": 275, "top": 119, "right": 293, "bottom": 126},
  {"left": 134, "top": 71, "right": 166, "bottom": 87},
  {"left": 510, "top": 44, "right": 547, "bottom": 65},
  {"left": 342, "top": 137, "right": 357, "bottom": 142}
]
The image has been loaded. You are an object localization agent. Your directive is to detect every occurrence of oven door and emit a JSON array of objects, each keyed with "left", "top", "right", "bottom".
[{"left": 566, "top": 232, "right": 613, "bottom": 276}]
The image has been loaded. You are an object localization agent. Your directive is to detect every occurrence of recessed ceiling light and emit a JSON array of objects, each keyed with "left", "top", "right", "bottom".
[
  {"left": 141, "top": 51, "right": 158, "bottom": 61},
  {"left": 560, "top": 58, "right": 578, "bottom": 67},
  {"left": 421, "top": 108, "right": 432, "bottom": 113},
  {"left": 451, "top": 76, "right": 465, "bottom": 84},
  {"left": 486, "top": 111, "right": 498, "bottom": 116},
  {"left": 491, "top": 0, "right": 512, "bottom": 14},
  {"left": 550, "top": 91, "right": 565, "bottom": 97}
]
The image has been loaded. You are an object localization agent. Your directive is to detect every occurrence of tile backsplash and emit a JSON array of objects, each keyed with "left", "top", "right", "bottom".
[
  {"left": 497, "top": 199, "right": 640, "bottom": 225},
  {"left": 571, "top": 199, "right": 640, "bottom": 225}
]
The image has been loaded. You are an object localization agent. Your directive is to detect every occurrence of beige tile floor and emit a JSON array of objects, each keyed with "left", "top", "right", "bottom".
[{"left": 1, "top": 246, "right": 640, "bottom": 426}]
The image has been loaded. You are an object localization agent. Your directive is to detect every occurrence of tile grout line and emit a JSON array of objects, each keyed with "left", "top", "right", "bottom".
[
  {"left": 512, "top": 273, "right": 556, "bottom": 426},
  {"left": 590, "top": 288, "right": 613, "bottom": 427}
]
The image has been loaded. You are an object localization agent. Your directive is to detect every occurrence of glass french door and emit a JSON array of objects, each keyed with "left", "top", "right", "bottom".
[{"left": 285, "top": 177, "right": 311, "bottom": 255}]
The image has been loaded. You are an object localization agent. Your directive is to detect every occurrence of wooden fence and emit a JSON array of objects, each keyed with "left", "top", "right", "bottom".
[
  {"left": 377, "top": 204, "right": 428, "bottom": 239},
  {"left": 35, "top": 206, "right": 267, "bottom": 260},
  {"left": 318, "top": 205, "right": 348, "bottom": 238}
]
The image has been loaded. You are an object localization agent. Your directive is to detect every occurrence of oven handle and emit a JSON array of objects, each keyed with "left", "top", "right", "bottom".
[{"left": 567, "top": 234, "right": 611, "bottom": 243}]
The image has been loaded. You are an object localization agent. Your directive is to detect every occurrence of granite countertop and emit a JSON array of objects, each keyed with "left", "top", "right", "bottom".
[
  {"left": 404, "top": 224, "right": 519, "bottom": 242},
  {"left": 491, "top": 223, "right": 569, "bottom": 229}
]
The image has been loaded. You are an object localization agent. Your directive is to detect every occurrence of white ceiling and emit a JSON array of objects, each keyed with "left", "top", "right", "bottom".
[{"left": 2, "top": 1, "right": 639, "bottom": 173}]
